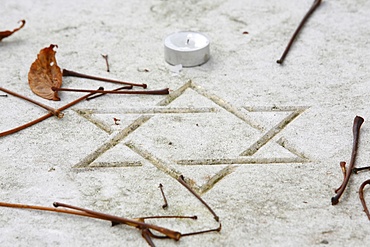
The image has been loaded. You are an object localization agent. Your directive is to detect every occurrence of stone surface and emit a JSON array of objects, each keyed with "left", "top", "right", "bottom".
[{"left": 1, "top": 0, "right": 370, "bottom": 246}]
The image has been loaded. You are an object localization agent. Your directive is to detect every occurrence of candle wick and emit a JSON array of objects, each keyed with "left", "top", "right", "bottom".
[{"left": 186, "top": 39, "right": 190, "bottom": 45}]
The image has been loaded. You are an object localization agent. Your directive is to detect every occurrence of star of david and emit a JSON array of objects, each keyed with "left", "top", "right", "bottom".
[{"left": 73, "top": 80, "right": 309, "bottom": 194}]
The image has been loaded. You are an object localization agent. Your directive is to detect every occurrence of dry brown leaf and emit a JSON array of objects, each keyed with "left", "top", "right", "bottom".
[
  {"left": 0, "top": 20, "right": 26, "bottom": 41},
  {"left": 28, "top": 44, "right": 63, "bottom": 101}
]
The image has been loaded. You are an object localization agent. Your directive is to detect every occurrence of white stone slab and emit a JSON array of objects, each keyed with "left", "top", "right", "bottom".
[{"left": 1, "top": 0, "right": 370, "bottom": 246}]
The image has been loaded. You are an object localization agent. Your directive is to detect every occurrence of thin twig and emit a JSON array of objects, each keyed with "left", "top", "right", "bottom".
[
  {"left": 53, "top": 202, "right": 182, "bottom": 240},
  {"left": 137, "top": 215, "right": 197, "bottom": 220},
  {"left": 0, "top": 197, "right": 220, "bottom": 246},
  {"left": 0, "top": 201, "right": 109, "bottom": 221},
  {"left": 0, "top": 112, "right": 53, "bottom": 137},
  {"left": 146, "top": 224, "right": 221, "bottom": 239},
  {"left": 159, "top": 184, "right": 168, "bottom": 209},
  {"left": 0, "top": 87, "right": 63, "bottom": 117},
  {"left": 0, "top": 200, "right": 181, "bottom": 241},
  {"left": 331, "top": 116, "right": 364, "bottom": 205},
  {"left": 0, "top": 88, "right": 102, "bottom": 137},
  {"left": 276, "top": 0, "right": 322, "bottom": 64},
  {"left": 141, "top": 228, "right": 156, "bottom": 247},
  {"left": 359, "top": 179, "right": 370, "bottom": 220},
  {"left": 86, "top": 85, "right": 133, "bottom": 101},
  {"left": 181, "top": 224, "right": 222, "bottom": 237},
  {"left": 353, "top": 166, "right": 370, "bottom": 174},
  {"left": 62, "top": 69, "right": 147, "bottom": 88},
  {"left": 178, "top": 175, "right": 219, "bottom": 222},
  {"left": 334, "top": 161, "right": 347, "bottom": 193},
  {"left": 101, "top": 54, "right": 110, "bottom": 72},
  {"left": 52, "top": 87, "right": 169, "bottom": 95}
]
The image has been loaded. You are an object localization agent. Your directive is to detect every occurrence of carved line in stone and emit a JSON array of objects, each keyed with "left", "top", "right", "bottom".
[
  {"left": 125, "top": 141, "right": 183, "bottom": 180},
  {"left": 176, "top": 157, "right": 308, "bottom": 166},
  {"left": 190, "top": 82, "right": 264, "bottom": 131},
  {"left": 276, "top": 137, "right": 309, "bottom": 161},
  {"left": 244, "top": 106, "right": 309, "bottom": 112},
  {"left": 240, "top": 106, "right": 309, "bottom": 156},
  {"left": 198, "top": 165, "right": 236, "bottom": 194},
  {"left": 75, "top": 109, "right": 113, "bottom": 134},
  {"left": 157, "top": 80, "right": 264, "bottom": 131},
  {"left": 157, "top": 80, "right": 191, "bottom": 106},
  {"left": 88, "top": 161, "right": 142, "bottom": 168},
  {"left": 73, "top": 115, "right": 152, "bottom": 168},
  {"left": 125, "top": 141, "right": 235, "bottom": 195},
  {"left": 75, "top": 107, "right": 219, "bottom": 115}
]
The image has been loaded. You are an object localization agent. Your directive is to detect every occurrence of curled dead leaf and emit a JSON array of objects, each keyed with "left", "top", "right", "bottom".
[
  {"left": 0, "top": 20, "right": 26, "bottom": 42},
  {"left": 28, "top": 44, "right": 63, "bottom": 101}
]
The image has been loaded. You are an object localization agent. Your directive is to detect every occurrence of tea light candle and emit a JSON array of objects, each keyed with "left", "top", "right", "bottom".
[{"left": 164, "top": 31, "right": 210, "bottom": 67}]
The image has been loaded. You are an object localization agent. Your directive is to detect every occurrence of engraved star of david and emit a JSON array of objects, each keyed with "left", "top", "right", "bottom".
[{"left": 73, "top": 80, "right": 309, "bottom": 194}]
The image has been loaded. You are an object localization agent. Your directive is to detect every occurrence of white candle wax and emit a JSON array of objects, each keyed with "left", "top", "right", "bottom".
[{"left": 164, "top": 31, "right": 210, "bottom": 67}]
